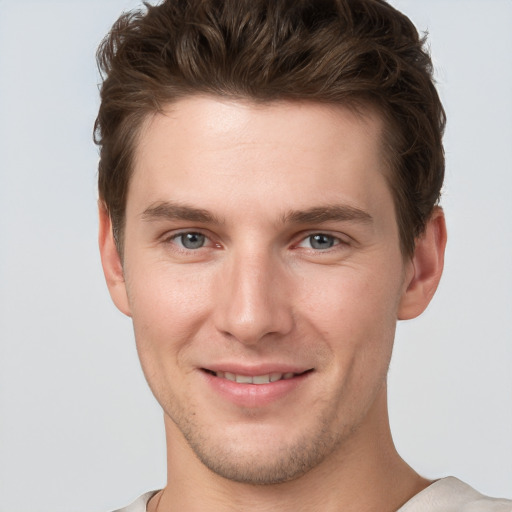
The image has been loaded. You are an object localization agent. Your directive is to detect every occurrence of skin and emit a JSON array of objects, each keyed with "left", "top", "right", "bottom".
[{"left": 99, "top": 96, "right": 446, "bottom": 511}]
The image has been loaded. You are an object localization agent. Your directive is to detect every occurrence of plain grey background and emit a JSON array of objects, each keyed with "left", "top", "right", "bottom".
[{"left": 0, "top": 1, "right": 511, "bottom": 510}]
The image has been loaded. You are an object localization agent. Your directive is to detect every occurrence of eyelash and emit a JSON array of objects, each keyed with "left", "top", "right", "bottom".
[
  {"left": 165, "top": 231, "right": 217, "bottom": 252},
  {"left": 164, "top": 231, "right": 347, "bottom": 253},
  {"left": 297, "top": 233, "right": 343, "bottom": 251}
]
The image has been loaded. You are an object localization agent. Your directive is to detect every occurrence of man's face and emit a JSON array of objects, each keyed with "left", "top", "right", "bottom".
[{"left": 116, "top": 97, "right": 414, "bottom": 483}]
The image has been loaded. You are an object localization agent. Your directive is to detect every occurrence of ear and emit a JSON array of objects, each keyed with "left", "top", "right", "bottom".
[
  {"left": 398, "top": 207, "right": 447, "bottom": 320},
  {"left": 98, "top": 202, "right": 132, "bottom": 317}
]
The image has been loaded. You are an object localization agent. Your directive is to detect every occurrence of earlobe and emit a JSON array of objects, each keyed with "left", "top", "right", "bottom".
[
  {"left": 98, "top": 202, "right": 132, "bottom": 317},
  {"left": 398, "top": 207, "right": 447, "bottom": 320}
]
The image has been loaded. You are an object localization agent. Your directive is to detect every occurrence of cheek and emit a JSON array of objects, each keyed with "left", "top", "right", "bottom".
[
  {"left": 301, "top": 262, "right": 401, "bottom": 317},
  {"left": 297, "top": 264, "right": 402, "bottom": 359},
  {"left": 125, "top": 262, "right": 214, "bottom": 357},
  {"left": 124, "top": 264, "right": 216, "bottom": 408}
]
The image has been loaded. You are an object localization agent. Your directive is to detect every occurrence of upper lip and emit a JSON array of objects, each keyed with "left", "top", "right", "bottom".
[{"left": 201, "top": 363, "right": 313, "bottom": 376}]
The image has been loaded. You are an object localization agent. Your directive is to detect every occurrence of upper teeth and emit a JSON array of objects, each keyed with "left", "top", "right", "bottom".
[{"left": 215, "top": 371, "right": 296, "bottom": 384}]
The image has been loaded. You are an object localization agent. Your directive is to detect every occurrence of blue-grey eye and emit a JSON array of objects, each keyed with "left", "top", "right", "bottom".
[
  {"left": 179, "top": 232, "right": 206, "bottom": 249},
  {"left": 309, "top": 234, "right": 336, "bottom": 250}
]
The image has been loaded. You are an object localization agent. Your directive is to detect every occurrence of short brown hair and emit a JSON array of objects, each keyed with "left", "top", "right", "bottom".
[{"left": 94, "top": 0, "right": 445, "bottom": 257}]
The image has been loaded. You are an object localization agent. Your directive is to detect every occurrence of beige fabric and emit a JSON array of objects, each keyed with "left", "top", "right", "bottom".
[
  {"left": 396, "top": 477, "right": 512, "bottom": 512},
  {"left": 112, "top": 478, "right": 512, "bottom": 511},
  {"left": 112, "top": 490, "right": 158, "bottom": 512}
]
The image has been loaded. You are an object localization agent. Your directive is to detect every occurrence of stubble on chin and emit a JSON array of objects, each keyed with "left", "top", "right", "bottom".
[
  {"left": 168, "top": 398, "right": 351, "bottom": 486},
  {"left": 186, "top": 426, "right": 341, "bottom": 485}
]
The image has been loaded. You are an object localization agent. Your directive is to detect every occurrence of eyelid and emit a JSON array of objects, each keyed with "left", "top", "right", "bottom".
[
  {"left": 297, "top": 234, "right": 339, "bottom": 250},
  {"left": 294, "top": 231, "right": 350, "bottom": 249},
  {"left": 162, "top": 229, "right": 220, "bottom": 250},
  {"left": 160, "top": 228, "right": 351, "bottom": 252}
]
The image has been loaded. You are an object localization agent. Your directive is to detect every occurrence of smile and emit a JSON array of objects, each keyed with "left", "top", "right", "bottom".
[
  {"left": 201, "top": 367, "right": 313, "bottom": 406},
  {"left": 203, "top": 369, "right": 312, "bottom": 385}
]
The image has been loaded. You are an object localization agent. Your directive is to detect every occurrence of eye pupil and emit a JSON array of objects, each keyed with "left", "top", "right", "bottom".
[
  {"left": 310, "top": 234, "right": 334, "bottom": 250},
  {"left": 180, "top": 233, "right": 205, "bottom": 249}
]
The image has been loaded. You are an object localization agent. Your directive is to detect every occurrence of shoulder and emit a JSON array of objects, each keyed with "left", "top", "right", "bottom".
[
  {"left": 110, "top": 490, "right": 160, "bottom": 512},
  {"left": 398, "top": 477, "right": 512, "bottom": 512}
]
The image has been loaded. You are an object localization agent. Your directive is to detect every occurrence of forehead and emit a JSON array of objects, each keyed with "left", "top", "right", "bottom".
[
  {"left": 136, "top": 96, "right": 385, "bottom": 157},
  {"left": 129, "top": 96, "right": 392, "bottom": 226},
  {"left": 130, "top": 96, "right": 389, "bottom": 207}
]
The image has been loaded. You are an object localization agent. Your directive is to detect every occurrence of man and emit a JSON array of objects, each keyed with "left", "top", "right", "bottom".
[{"left": 94, "top": 0, "right": 511, "bottom": 510}]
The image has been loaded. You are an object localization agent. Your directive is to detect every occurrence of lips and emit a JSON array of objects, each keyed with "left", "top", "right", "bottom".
[
  {"left": 201, "top": 366, "right": 313, "bottom": 407},
  {"left": 206, "top": 370, "right": 306, "bottom": 384}
]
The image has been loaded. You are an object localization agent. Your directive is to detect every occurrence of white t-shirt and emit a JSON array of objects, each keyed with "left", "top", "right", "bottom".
[{"left": 112, "top": 477, "right": 512, "bottom": 511}]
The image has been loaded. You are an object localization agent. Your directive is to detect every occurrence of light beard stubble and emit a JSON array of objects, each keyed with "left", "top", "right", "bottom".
[{"left": 169, "top": 396, "right": 351, "bottom": 486}]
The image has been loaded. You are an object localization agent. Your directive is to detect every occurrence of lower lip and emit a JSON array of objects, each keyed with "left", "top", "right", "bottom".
[{"left": 201, "top": 370, "right": 311, "bottom": 408}]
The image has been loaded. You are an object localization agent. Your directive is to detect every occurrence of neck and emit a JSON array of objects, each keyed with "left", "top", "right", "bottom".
[{"left": 152, "top": 387, "right": 429, "bottom": 512}]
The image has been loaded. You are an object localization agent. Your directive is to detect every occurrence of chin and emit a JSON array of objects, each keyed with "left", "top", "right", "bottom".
[{"left": 179, "top": 419, "right": 343, "bottom": 485}]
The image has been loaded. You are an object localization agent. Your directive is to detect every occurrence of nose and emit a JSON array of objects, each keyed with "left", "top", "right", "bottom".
[{"left": 213, "top": 248, "right": 294, "bottom": 346}]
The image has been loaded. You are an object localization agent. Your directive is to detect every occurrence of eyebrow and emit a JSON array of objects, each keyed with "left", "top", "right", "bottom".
[
  {"left": 141, "top": 201, "right": 223, "bottom": 224},
  {"left": 281, "top": 205, "right": 373, "bottom": 225},
  {"left": 141, "top": 201, "right": 373, "bottom": 226}
]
